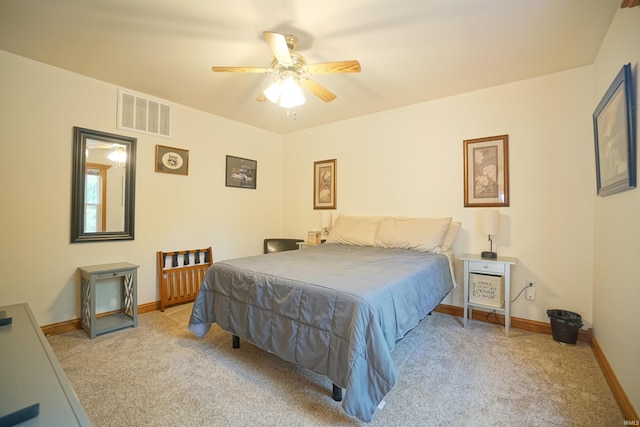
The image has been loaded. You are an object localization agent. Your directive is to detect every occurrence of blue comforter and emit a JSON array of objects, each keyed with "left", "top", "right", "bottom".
[{"left": 188, "top": 244, "right": 454, "bottom": 422}]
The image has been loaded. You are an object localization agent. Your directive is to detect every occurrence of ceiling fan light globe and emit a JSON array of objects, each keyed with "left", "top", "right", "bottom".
[
  {"left": 107, "top": 146, "right": 127, "bottom": 163},
  {"left": 279, "top": 93, "right": 305, "bottom": 108},
  {"left": 278, "top": 78, "right": 305, "bottom": 108},
  {"left": 263, "top": 80, "right": 282, "bottom": 104}
]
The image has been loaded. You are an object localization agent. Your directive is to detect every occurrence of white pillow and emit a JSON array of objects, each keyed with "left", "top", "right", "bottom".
[
  {"left": 441, "top": 221, "right": 461, "bottom": 252},
  {"left": 325, "top": 215, "right": 383, "bottom": 246},
  {"left": 375, "top": 217, "right": 452, "bottom": 252}
]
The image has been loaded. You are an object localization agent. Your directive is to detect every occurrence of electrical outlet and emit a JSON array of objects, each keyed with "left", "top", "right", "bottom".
[{"left": 526, "top": 281, "right": 535, "bottom": 300}]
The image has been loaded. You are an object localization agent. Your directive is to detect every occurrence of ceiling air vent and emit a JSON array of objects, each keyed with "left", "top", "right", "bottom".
[{"left": 117, "top": 89, "right": 172, "bottom": 138}]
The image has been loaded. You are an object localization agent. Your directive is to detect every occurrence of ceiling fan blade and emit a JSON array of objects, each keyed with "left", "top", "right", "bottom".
[
  {"left": 300, "top": 79, "right": 337, "bottom": 102},
  {"left": 306, "top": 60, "right": 361, "bottom": 74},
  {"left": 263, "top": 31, "right": 293, "bottom": 65},
  {"left": 212, "top": 66, "right": 271, "bottom": 73}
]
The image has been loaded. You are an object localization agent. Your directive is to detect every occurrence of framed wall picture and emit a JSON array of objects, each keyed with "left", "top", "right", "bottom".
[
  {"left": 313, "top": 159, "right": 337, "bottom": 209},
  {"left": 593, "top": 63, "right": 636, "bottom": 197},
  {"left": 225, "top": 155, "right": 257, "bottom": 189},
  {"left": 155, "top": 145, "right": 189, "bottom": 175},
  {"left": 463, "top": 135, "right": 509, "bottom": 207}
]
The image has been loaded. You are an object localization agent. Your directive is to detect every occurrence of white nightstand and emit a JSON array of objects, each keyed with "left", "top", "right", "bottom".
[{"left": 460, "top": 254, "right": 517, "bottom": 337}]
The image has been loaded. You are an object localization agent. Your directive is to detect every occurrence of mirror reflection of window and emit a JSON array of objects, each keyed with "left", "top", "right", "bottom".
[
  {"left": 85, "top": 163, "right": 110, "bottom": 232},
  {"left": 72, "top": 127, "right": 136, "bottom": 243}
]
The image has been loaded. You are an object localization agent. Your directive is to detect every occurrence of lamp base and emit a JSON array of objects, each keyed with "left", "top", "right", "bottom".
[{"left": 481, "top": 251, "right": 497, "bottom": 259}]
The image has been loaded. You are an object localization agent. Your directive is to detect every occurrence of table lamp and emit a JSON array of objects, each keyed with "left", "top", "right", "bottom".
[
  {"left": 321, "top": 211, "right": 332, "bottom": 237},
  {"left": 481, "top": 209, "right": 500, "bottom": 259}
]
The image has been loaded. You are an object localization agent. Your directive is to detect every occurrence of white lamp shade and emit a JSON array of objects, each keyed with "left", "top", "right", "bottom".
[
  {"left": 482, "top": 210, "right": 500, "bottom": 235},
  {"left": 263, "top": 80, "right": 282, "bottom": 104},
  {"left": 321, "top": 211, "right": 332, "bottom": 228},
  {"left": 107, "top": 147, "right": 127, "bottom": 163},
  {"left": 278, "top": 77, "right": 305, "bottom": 108},
  {"left": 263, "top": 77, "right": 306, "bottom": 108}
]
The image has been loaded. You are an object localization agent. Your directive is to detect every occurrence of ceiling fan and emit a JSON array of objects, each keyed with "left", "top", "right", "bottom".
[{"left": 212, "top": 31, "right": 361, "bottom": 106}]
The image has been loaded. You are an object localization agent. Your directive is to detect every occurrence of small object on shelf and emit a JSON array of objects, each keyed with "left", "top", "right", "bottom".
[
  {"left": 307, "top": 230, "right": 322, "bottom": 243},
  {"left": 469, "top": 273, "right": 504, "bottom": 308}
]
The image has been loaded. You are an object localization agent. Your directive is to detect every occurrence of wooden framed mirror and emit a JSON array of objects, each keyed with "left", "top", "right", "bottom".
[{"left": 71, "top": 127, "right": 136, "bottom": 243}]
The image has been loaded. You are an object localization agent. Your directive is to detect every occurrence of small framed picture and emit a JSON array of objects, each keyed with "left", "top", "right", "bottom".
[
  {"left": 463, "top": 135, "right": 509, "bottom": 207},
  {"left": 225, "top": 155, "right": 257, "bottom": 189},
  {"left": 155, "top": 145, "right": 189, "bottom": 175},
  {"left": 313, "top": 159, "right": 337, "bottom": 209}
]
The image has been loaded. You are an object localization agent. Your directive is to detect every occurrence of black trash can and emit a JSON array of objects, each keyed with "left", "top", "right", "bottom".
[{"left": 546, "top": 309, "right": 583, "bottom": 345}]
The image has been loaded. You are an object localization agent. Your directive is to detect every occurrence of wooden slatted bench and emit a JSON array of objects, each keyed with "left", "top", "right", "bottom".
[{"left": 156, "top": 247, "right": 213, "bottom": 312}]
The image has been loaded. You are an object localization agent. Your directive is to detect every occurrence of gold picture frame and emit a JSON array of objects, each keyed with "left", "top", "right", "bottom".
[
  {"left": 313, "top": 159, "right": 337, "bottom": 209},
  {"left": 463, "top": 135, "right": 509, "bottom": 207},
  {"left": 155, "top": 145, "right": 189, "bottom": 175}
]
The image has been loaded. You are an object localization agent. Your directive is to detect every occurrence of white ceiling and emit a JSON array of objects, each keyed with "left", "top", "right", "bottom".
[{"left": 0, "top": 0, "right": 620, "bottom": 134}]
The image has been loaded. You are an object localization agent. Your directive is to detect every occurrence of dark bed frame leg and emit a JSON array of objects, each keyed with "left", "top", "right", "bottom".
[
  {"left": 231, "top": 333, "right": 340, "bottom": 401},
  {"left": 332, "top": 383, "right": 342, "bottom": 401}
]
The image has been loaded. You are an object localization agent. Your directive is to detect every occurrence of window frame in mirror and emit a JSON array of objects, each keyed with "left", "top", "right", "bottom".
[{"left": 71, "top": 127, "right": 137, "bottom": 243}]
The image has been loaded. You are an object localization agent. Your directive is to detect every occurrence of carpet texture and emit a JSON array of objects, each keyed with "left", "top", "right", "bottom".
[{"left": 48, "top": 304, "right": 623, "bottom": 426}]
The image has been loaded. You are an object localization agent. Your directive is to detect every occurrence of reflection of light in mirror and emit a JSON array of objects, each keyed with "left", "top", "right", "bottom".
[{"left": 107, "top": 145, "right": 127, "bottom": 165}]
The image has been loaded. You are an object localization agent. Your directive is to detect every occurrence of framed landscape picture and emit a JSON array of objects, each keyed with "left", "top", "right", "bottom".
[
  {"left": 463, "top": 135, "right": 509, "bottom": 207},
  {"left": 313, "top": 159, "right": 336, "bottom": 209},
  {"left": 225, "top": 155, "right": 257, "bottom": 189}
]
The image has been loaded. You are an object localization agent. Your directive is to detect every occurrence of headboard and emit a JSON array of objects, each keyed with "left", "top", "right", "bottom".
[{"left": 156, "top": 247, "right": 213, "bottom": 312}]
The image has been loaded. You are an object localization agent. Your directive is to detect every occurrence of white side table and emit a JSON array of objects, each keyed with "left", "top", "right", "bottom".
[
  {"left": 78, "top": 262, "right": 138, "bottom": 339},
  {"left": 460, "top": 254, "right": 517, "bottom": 337}
]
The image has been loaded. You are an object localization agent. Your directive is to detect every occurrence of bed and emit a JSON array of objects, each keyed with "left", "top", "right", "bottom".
[{"left": 188, "top": 216, "right": 459, "bottom": 422}]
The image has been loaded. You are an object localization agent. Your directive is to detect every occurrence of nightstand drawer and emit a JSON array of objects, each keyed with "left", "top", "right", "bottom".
[{"left": 468, "top": 260, "right": 505, "bottom": 275}]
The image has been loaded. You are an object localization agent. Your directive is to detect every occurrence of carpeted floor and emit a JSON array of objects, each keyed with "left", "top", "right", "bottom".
[{"left": 47, "top": 304, "right": 623, "bottom": 426}]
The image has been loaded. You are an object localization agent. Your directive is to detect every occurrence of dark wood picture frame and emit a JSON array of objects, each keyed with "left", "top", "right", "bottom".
[
  {"left": 463, "top": 135, "right": 509, "bottom": 207},
  {"left": 225, "top": 155, "right": 257, "bottom": 189},
  {"left": 593, "top": 63, "right": 636, "bottom": 197}
]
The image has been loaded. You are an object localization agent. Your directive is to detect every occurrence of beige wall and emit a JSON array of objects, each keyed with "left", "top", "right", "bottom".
[
  {"left": 282, "top": 65, "right": 595, "bottom": 326},
  {"left": 0, "top": 50, "right": 597, "bottom": 328},
  {"left": 0, "top": 51, "right": 283, "bottom": 325},
  {"left": 592, "top": 7, "right": 640, "bottom": 414}
]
